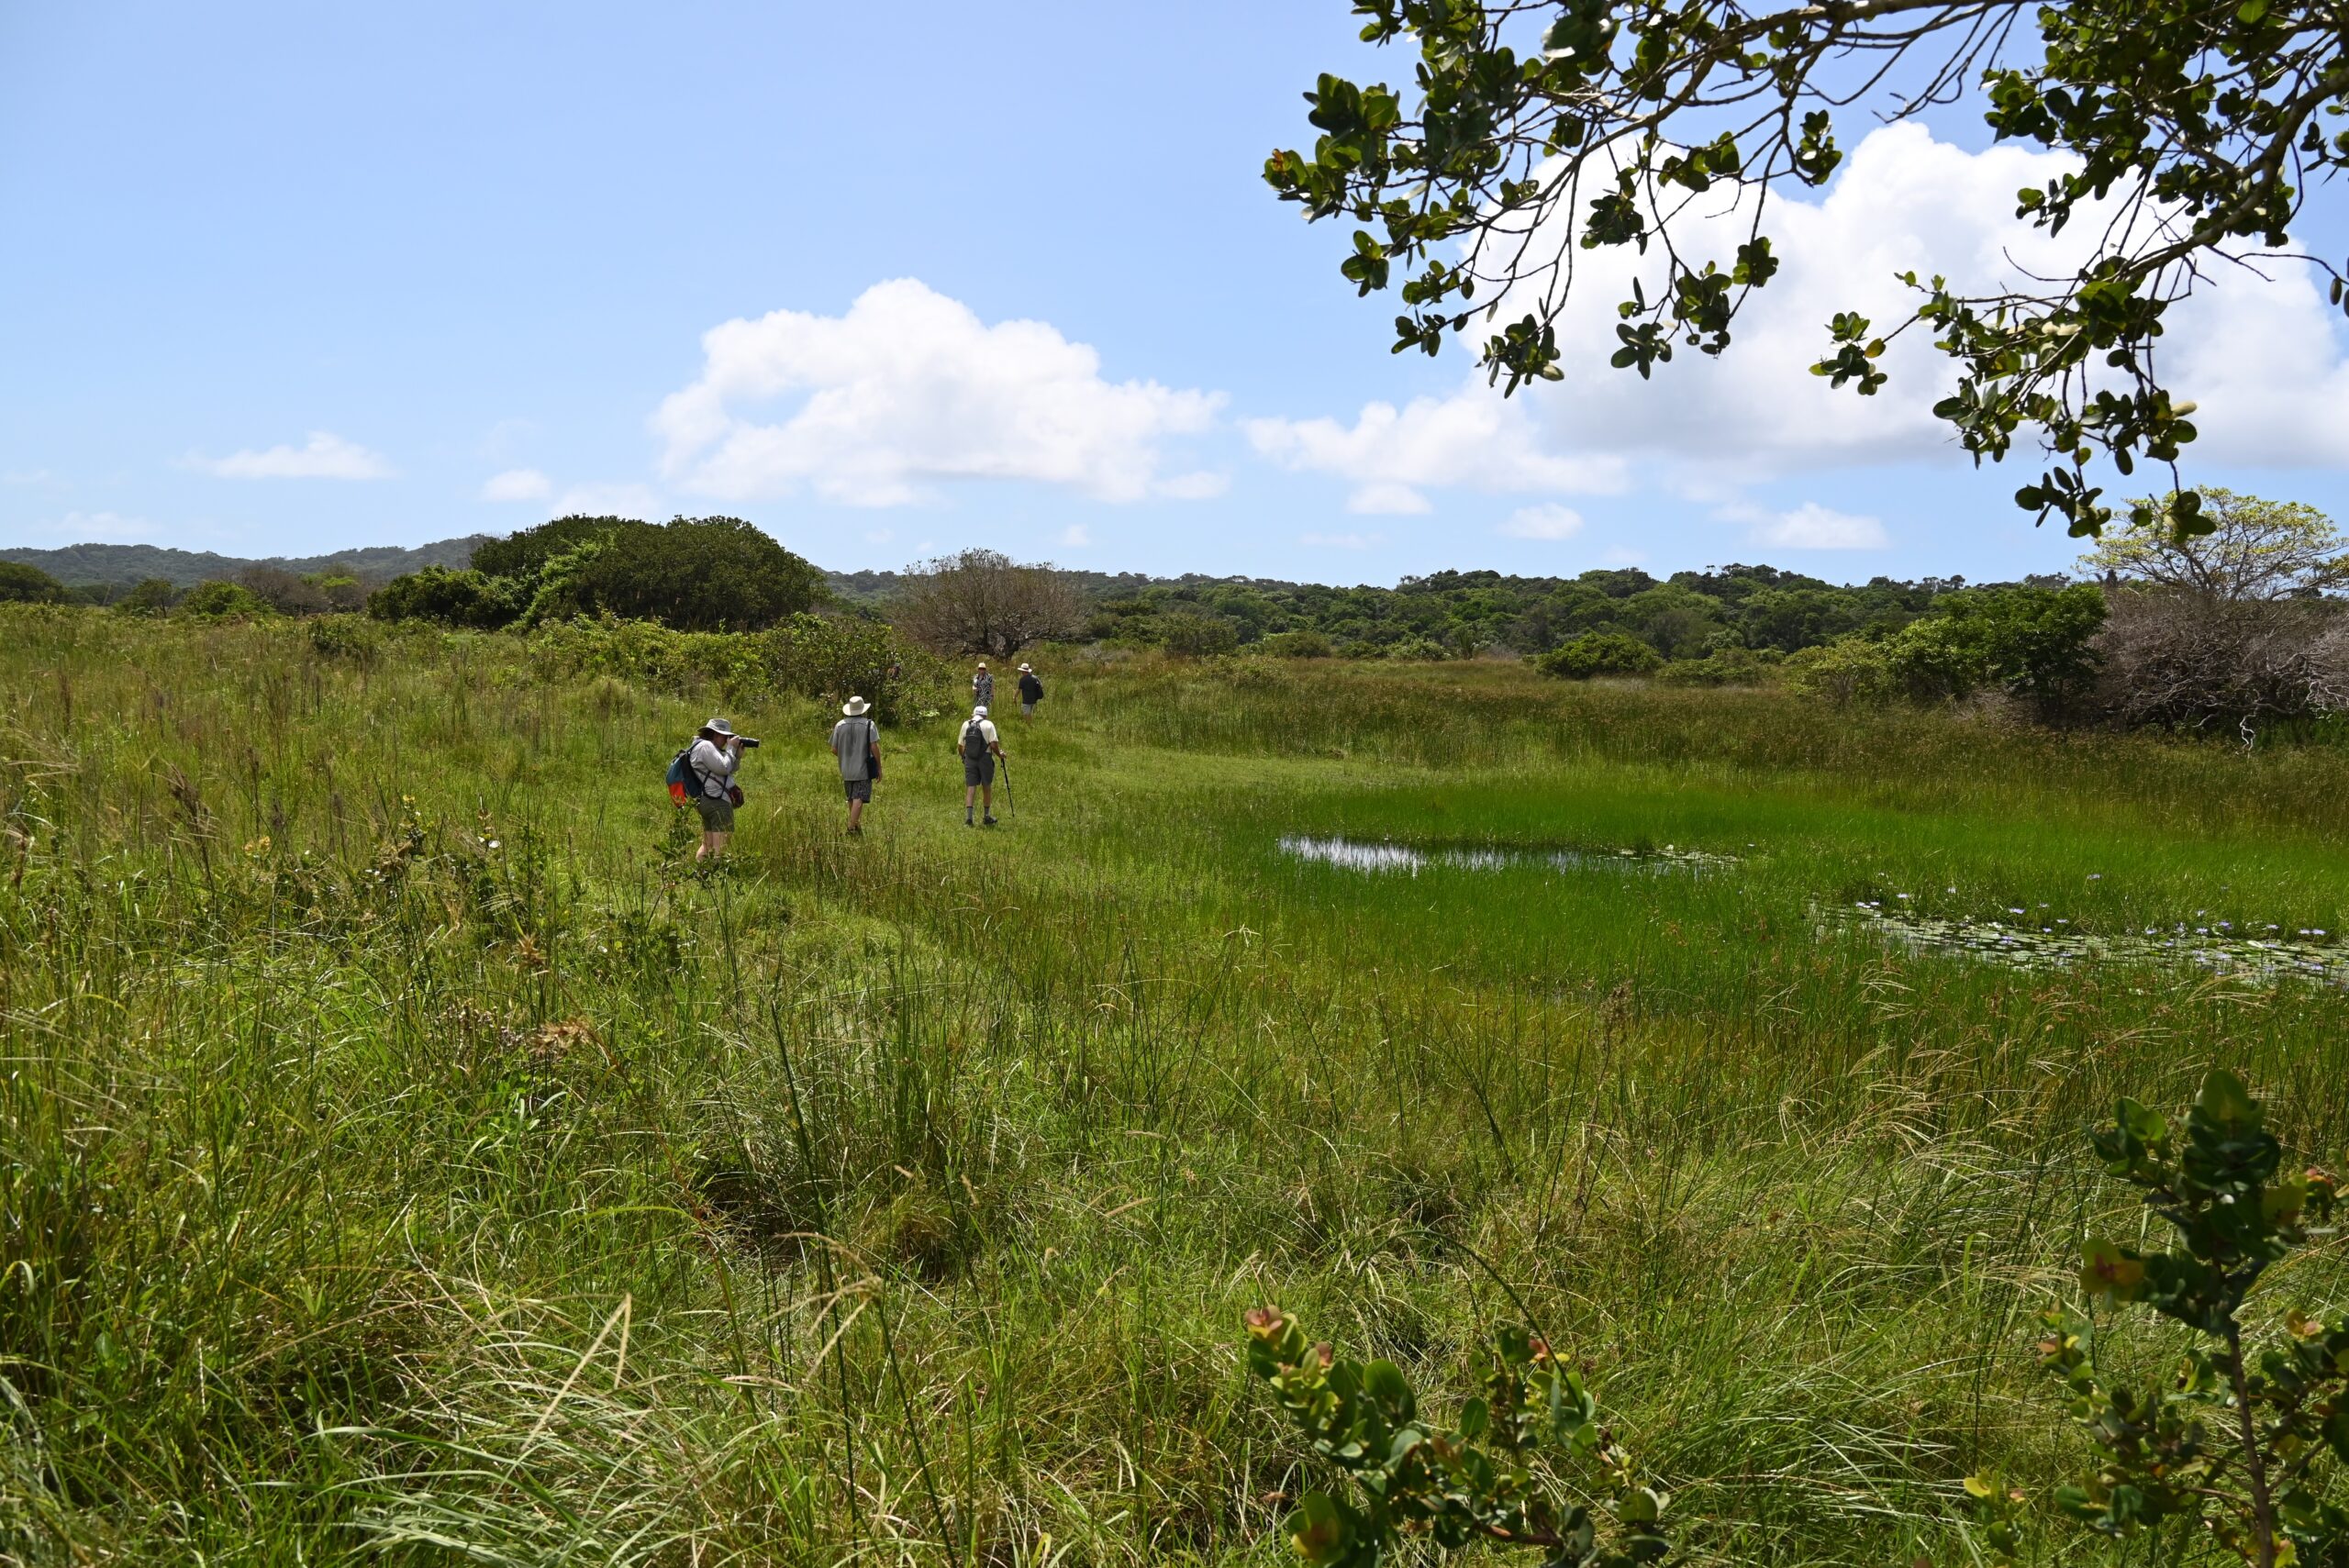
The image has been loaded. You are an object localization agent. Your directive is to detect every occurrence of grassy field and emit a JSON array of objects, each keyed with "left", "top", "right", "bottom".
[{"left": 4, "top": 607, "right": 2346, "bottom": 1565}]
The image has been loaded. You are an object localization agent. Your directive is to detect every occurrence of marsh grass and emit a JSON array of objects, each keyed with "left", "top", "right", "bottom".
[{"left": 3, "top": 611, "right": 2345, "bottom": 1564}]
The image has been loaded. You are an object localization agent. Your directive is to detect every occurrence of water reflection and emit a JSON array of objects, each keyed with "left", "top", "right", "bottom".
[{"left": 1278, "top": 835, "right": 1737, "bottom": 875}]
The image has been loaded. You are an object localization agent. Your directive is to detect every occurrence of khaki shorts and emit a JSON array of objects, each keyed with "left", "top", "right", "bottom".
[{"left": 693, "top": 795, "right": 735, "bottom": 832}]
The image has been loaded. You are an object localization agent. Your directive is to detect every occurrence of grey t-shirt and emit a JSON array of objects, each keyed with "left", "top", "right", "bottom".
[
  {"left": 829, "top": 717, "right": 879, "bottom": 782},
  {"left": 687, "top": 737, "right": 740, "bottom": 798}
]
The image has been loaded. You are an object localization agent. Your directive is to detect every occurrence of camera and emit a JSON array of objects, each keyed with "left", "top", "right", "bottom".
[{"left": 735, "top": 736, "right": 762, "bottom": 749}]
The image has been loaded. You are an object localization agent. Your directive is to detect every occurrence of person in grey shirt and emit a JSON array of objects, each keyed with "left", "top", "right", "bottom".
[
  {"left": 688, "top": 717, "right": 746, "bottom": 863},
  {"left": 829, "top": 695, "right": 881, "bottom": 836},
  {"left": 972, "top": 662, "right": 995, "bottom": 710}
]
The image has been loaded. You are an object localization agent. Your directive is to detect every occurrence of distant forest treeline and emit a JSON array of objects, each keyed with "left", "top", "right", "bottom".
[{"left": 6, "top": 530, "right": 2065, "bottom": 662}]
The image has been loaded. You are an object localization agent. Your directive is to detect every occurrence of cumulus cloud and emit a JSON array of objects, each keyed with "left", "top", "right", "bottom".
[
  {"left": 1060, "top": 524, "right": 1092, "bottom": 548},
  {"left": 480, "top": 468, "right": 553, "bottom": 502},
  {"left": 190, "top": 431, "right": 395, "bottom": 480},
  {"left": 1494, "top": 123, "right": 2349, "bottom": 478},
  {"left": 655, "top": 279, "right": 1223, "bottom": 506},
  {"left": 1245, "top": 390, "right": 1627, "bottom": 515},
  {"left": 1498, "top": 503, "right": 1585, "bottom": 540},
  {"left": 1724, "top": 501, "right": 1889, "bottom": 550}
]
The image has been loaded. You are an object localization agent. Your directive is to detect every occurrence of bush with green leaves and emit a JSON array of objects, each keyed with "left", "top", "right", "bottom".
[
  {"left": 1652, "top": 645, "right": 1783, "bottom": 687},
  {"left": 1882, "top": 583, "right": 2107, "bottom": 705},
  {"left": 1534, "top": 632, "right": 1663, "bottom": 680},
  {"left": 1972, "top": 1071, "right": 2347, "bottom": 1568},
  {"left": 367, "top": 565, "right": 523, "bottom": 628},
  {"left": 113, "top": 577, "right": 177, "bottom": 616},
  {"left": 1243, "top": 1307, "right": 1668, "bottom": 1568},
  {"left": 0, "top": 562, "right": 72, "bottom": 605},
  {"left": 178, "top": 580, "right": 273, "bottom": 619}
]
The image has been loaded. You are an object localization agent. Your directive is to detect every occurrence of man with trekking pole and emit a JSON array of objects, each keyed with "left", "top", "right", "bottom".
[{"left": 955, "top": 704, "right": 1005, "bottom": 827}]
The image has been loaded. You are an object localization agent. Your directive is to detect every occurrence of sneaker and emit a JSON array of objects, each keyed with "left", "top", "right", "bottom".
[{"left": 983, "top": 816, "right": 997, "bottom": 827}]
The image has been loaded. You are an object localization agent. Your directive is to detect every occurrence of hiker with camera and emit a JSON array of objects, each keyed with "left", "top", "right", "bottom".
[
  {"left": 829, "top": 695, "right": 881, "bottom": 835},
  {"left": 956, "top": 705, "right": 1004, "bottom": 827},
  {"left": 676, "top": 717, "right": 756, "bottom": 863}
]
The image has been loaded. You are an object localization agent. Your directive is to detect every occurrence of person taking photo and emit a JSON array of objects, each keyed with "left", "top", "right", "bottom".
[{"left": 687, "top": 717, "right": 748, "bottom": 863}]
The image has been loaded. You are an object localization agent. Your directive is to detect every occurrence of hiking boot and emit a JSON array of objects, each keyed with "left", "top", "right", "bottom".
[{"left": 983, "top": 816, "right": 997, "bottom": 827}]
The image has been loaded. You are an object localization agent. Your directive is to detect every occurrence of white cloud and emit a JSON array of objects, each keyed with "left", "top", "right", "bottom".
[
  {"left": 28, "top": 509, "right": 155, "bottom": 541},
  {"left": 655, "top": 278, "right": 1224, "bottom": 506},
  {"left": 190, "top": 431, "right": 395, "bottom": 480},
  {"left": 1245, "top": 389, "right": 1627, "bottom": 515},
  {"left": 1731, "top": 501, "right": 1888, "bottom": 550},
  {"left": 480, "top": 467, "right": 552, "bottom": 502},
  {"left": 5, "top": 469, "right": 53, "bottom": 485},
  {"left": 1060, "top": 524, "right": 1092, "bottom": 547},
  {"left": 1300, "top": 530, "right": 1382, "bottom": 549},
  {"left": 1498, "top": 503, "right": 1585, "bottom": 540},
  {"left": 864, "top": 527, "right": 896, "bottom": 545},
  {"left": 1491, "top": 122, "right": 2349, "bottom": 478}
]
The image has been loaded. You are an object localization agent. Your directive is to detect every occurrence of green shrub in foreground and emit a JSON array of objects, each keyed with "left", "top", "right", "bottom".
[
  {"left": 1243, "top": 1309, "right": 1667, "bottom": 1568},
  {"left": 1976, "top": 1070, "right": 2348, "bottom": 1568},
  {"left": 1534, "top": 632, "right": 1663, "bottom": 680}
]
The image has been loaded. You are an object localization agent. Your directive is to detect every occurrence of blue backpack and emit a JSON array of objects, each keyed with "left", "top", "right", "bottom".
[{"left": 665, "top": 747, "right": 697, "bottom": 805}]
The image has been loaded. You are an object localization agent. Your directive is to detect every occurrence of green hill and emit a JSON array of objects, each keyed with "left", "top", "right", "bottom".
[{"left": 0, "top": 536, "right": 495, "bottom": 591}]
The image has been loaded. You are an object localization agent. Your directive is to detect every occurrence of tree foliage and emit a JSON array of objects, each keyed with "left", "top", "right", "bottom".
[
  {"left": 2083, "top": 489, "right": 2349, "bottom": 601},
  {"left": 893, "top": 549, "right": 1085, "bottom": 657},
  {"left": 1269, "top": 2, "right": 2349, "bottom": 536},
  {"left": 0, "top": 562, "right": 72, "bottom": 605},
  {"left": 1244, "top": 1308, "right": 1668, "bottom": 1568},
  {"left": 1534, "top": 629, "right": 1664, "bottom": 678},
  {"left": 1973, "top": 1071, "right": 2347, "bottom": 1568},
  {"left": 375, "top": 517, "right": 826, "bottom": 633}
]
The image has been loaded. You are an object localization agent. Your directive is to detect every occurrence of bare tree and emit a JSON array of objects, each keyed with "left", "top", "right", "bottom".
[{"left": 893, "top": 549, "right": 1083, "bottom": 657}]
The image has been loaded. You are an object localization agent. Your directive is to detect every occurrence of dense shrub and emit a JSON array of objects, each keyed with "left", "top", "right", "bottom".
[
  {"left": 471, "top": 514, "right": 627, "bottom": 578},
  {"left": 1533, "top": 631, "right": 1663, "bottom": 679},
  {"left": 369, "top": 565, "right": 522, "bottom": 628},
  {"left": 525, "top": 517, "right": 827, "bottom": 632},
  {"left": 1151, "top": 610, "right": 1241, "bottom": 658},
  {"left": 1781, "top": 636, "right": 1898, "bottom": 706},
  {"left": 114, "top": 578, "right": 177, "bottom": 615},
  {"left": 525, "top": 612, "right": 947, "bottom": 724},
  {"left": 179, "top": 580, "right": 273, "bottom": 619},
  {"left": 1881, "top": 583, "right": 2107, "bottom": 705},
  {"left": 0, "top": 562, "right": 72, "bottom": 605},
  {"left": 1653, "top": 646, "right": 1783, "bottom": 686},
  {"left": 1258, "top": 628, "right": 1334, "bottom": 659}
]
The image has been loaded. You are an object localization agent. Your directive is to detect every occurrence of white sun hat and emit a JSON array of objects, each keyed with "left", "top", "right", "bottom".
[{"left": 842, "top": 696, "right": 871, "bottom": 716}]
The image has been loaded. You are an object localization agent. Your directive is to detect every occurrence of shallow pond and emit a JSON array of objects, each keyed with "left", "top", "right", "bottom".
[
  {"left": 1831, "top": 904, "right": 2349, "bottom": 990},
  {"left": 1279, "top": 835, "right": 1739, "bottom": 875}
]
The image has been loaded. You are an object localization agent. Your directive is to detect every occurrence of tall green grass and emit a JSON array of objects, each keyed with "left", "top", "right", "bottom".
[{"left": 3, "top": 610, "right": 2343, "bottom": 1564}]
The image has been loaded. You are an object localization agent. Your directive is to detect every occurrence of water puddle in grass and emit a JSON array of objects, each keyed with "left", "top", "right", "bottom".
[
  {"left": 1831, "top": 904, "right": 2349, "bottom": 990},
  {"left": 1279, "top": 835, "right": 1739, "bottom": 876}
]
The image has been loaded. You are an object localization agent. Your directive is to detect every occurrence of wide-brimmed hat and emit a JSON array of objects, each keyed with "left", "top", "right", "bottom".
[
  {"left": 701, "top": 717, "right": 735, "bottom": 737},
  {"left": 975, "top": 661, "right": 988, "bottom": 669},
  {"left": 973, "top": 705, "right": 989, "bottom": 718},
  {"left": 1018, "top": 662, "right": 1033, "bottom": 672},
  {"left": 841, "top": 696, "right": 871, "bottom": 716}
]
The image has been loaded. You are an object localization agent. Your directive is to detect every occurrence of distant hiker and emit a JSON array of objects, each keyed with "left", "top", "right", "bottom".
[
  {"left": 829, "top": 695, "right": 881, "bottom": 835},
  {"left": 685, "top": 717, "right": 748, "bottom": 863},
  {"left": 1016, "top": 662, "right": 1043, "bottom": 718},
  {"left": 956, "top": 705, "right": 1004, "bottom": 827},
  {"left": 972, "top": 662, "right": 995, "bottom": 710}
]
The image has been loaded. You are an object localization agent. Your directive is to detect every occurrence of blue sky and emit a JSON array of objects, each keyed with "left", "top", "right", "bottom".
[{"left": 4, "top": 2, "right": 2344, "bottom": 584}]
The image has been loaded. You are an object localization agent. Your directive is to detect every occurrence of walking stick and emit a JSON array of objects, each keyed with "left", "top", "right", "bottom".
[{"left": 999, "top": 755, "right": 1014, "bottom": 820}]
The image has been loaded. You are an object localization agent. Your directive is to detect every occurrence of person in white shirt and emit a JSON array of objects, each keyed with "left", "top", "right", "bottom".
[
  {"left": 688, "top": 717, "right": 746, "bottom": 863},
  {"left": 828, "top": 695, "right": 881, "bottom": 836},
  {"left": 954, "top": 705, "right": 1004, "bottom": 827}
]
